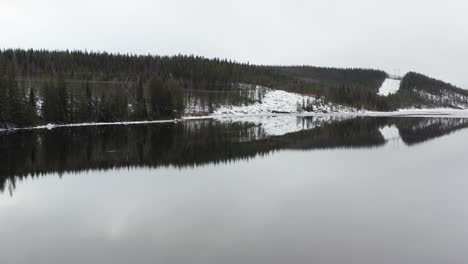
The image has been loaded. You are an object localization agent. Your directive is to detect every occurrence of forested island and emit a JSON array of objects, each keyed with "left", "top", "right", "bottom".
[{"left": 1, "top": 49, "right": 468, "bottom": 129}]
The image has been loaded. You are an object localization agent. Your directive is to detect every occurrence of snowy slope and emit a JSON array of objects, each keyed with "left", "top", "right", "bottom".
[
  {"left": 378, "top": 78, "right": 401, "bottom": 96},
  {"left": 411, "top": 89, "right": 468, "bottom": 109},
  {"left": 214, "top": 88, "right": 358, "bottom": 115}
]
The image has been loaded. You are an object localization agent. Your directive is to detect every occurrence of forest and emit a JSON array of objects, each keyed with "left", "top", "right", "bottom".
[
  {"left": 0, "top": 49, "right": 390, "bottom": 128},
  {"left": 396, "top": 72, "right": 468, "bottom": 109},
  {"left": 1, "top": 49, "right": 467, "bottom": 128}
]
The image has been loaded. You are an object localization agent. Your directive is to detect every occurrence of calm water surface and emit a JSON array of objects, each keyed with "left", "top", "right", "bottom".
[{"left": 1, "top": 116, "right": 468, "bottom": 264}]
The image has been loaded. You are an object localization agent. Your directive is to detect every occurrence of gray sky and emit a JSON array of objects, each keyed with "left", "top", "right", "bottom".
[{"left": 1, "top": 0, "right": 467, "bottom": 88}]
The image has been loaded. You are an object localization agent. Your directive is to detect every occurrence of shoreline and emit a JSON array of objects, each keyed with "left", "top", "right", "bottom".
[{"left": 2, "top": 108, "right": 468, "bottom": 132}]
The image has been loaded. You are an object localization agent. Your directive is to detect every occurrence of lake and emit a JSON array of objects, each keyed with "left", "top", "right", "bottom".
[{"left": 1, "top": 115, "right": 468, "bottom": 264}]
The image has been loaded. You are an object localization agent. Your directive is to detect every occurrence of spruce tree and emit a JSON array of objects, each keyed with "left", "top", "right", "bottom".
[
  {"left": 148, "top": 76, "right": 165, "bottom": 118},
  {"left": 26, "top": 87, "right": 38, "bottom": 125},
  {"left": 0, "top": 63, "right": 9, "bottom": 125},
  {"left": 132, "top": 79, "right": 148, "bottom": 120},
  {"left": 166, "top": 79, "right": 185, "bottom": 117},
  {"left": 6, "top": 65, "right": 27, "bottom": 126},
  {"left": 42, "top": 81, "right": 61, "bottom": 123},
  {"left": 85, "top": 81, "right": 93, "bottom": 121},
  {"left": 56, "top": 76, "right": 69, "bottom": 123}
]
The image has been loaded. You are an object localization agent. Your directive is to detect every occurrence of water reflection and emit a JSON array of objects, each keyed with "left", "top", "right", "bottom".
[
  {"left": 2, "top": 116, "right": 468, "bottom": 264},
  {"left": 1, "top": 116, "right": 468, "bottom": 194}
]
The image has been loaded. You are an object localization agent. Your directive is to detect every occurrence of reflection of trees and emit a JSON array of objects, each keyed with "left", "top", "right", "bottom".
[
  {"left": 1, "top": 116, "right": 468, "bottom": 194},
  {"left": 395, "top": 117, "right": 468, "bottom": 145}
]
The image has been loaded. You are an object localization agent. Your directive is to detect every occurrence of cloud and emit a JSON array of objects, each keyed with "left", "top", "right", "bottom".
[{"left": 1, "top": 0, "right": 467, "bottom": 87}]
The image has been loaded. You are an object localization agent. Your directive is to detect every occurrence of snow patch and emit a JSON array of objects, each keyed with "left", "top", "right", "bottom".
[
  {"left": 378, "top": 78, "right": 401, "bottom": 96},
  {"left": 7, "top": 119, "right": 187, "bottom": 132},
  {"left": 36, "top": 99, "right": 43, "bottom": 117},
  {"left": 214, "top": 88, "right": 358, "bottom": 115}
]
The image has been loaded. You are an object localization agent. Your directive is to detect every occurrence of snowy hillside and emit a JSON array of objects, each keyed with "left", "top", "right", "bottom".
[
  {"left": 398, "top": 72, "right": 468, "bottom": 109},
  {"left": 378, "top": 78, "right": 401, "bottom": 96},
  {"left": 214, "top": 88, "right": 358, "bottom": 115},
  {"left": 411, "top": 89, "right": 468, "bottom": 109}
]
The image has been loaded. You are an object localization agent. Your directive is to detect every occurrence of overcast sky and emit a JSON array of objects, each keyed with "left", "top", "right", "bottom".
[{"left": 1, "top": 0, "right": 467, "bottom": 87}]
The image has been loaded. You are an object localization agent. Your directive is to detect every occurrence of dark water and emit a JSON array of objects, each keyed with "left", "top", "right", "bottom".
[{"left": 1, "top": 116, "right": 468, "bottom": 264}]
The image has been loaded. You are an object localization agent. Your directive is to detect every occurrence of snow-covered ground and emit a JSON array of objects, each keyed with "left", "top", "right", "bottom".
[
  {"left": 214, "top": 88, "right": 358, "bottom": 115},
  {"left": 412, "top": 89, "right": 468, "bottom": 109},
  {"left": 365, "top": 108, "right": 468, "bottom": 118},
  {"left": 211, "top": 86, "right": 468, "bottom": 118},
  {"left": 3, "top": 110, "right": 468, "bottom": 133},
  {"left": 184, "top": 97, "right": 211, "bottom": 115},
  {"left": 3, "top": 119, "right": 181, "bottom": 132},
  {"left": 378, "top": 78, "right": 401, "bottom": 96}
]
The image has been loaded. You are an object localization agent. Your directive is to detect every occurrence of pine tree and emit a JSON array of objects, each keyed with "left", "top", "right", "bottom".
[
  {"left": 80, "top": 80, "right": 94, "bottom": 122},
  {"left": 166, "top": 79, "right": 185, "bottom": 117},
  {"left": 132, "top": 79, "right": 148, "bottom": 120},
  {"left": 6, "top": 65, "right": 27, "bottom": 126},
  {"left": 42, "top": 81, "right": 61, "bottom": 123},
  {"left": 42, "top": 82, "right": 54, "bottom": 123},
  {"left": 0, "top": 63, "right": 9, "bottom": 125},
  {"left": 148, "top": 76, "right": 165, "bottom": 118},
  {"left": 110, "top": 88, "right": 129, "bottom": 121},
  {"left": 26, "top": 87, "right": 38, "bottom": 125},
  {"left": 56, "top": 76, "right": 69, "bottom": 123}
]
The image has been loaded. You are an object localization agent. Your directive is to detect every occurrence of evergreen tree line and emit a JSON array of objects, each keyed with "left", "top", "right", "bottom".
[
  {"left": 3, "top": 49, "right": 466, "bottom": 127},
  {"left": 0, "top": 49, "right": 394, "bottom": 126},
  {"left": 0, "top": 62, "right": 37, "bottom": 127},
  {"left": 1, "top": 59, "right": 185, "bottom": 128}
]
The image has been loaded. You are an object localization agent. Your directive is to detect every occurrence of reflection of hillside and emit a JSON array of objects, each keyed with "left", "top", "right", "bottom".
[
  {"left": 0, "top": 117, "right": 385, "bottom": 191},
  {"left": 1, "top": 116, "right": 468, "bottom": 194},
  {"left": 216, "top": 115, "right": 353, "bottom": 139},
  {"left": 394, "top": 118, "right": 468, "bottom": 145}
]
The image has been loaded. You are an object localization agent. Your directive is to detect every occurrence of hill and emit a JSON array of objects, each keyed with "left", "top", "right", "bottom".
[
  {"left": 395, "top": 72, "right": 468, "bottom": 109},
  {"left": 1, "top": 49, "right": 467, "bottom": 128}
]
